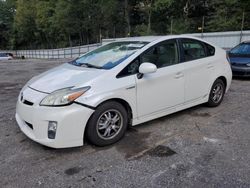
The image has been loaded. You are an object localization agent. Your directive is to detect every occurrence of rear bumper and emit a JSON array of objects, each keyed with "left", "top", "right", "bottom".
[{"left": 16, "top": 98, "right": 94, "bottom": 148}]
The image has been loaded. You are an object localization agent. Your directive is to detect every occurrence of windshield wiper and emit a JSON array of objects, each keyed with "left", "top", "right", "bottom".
[{"left": 80, "top": 63, "right": 103, "bottom": 69}]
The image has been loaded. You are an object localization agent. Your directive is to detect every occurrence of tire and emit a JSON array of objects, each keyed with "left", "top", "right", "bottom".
[
  {"left": 206, "top": 79, "right": 225, "bottom": 107},
  {"left": 86, "top": 101, "right": 128, "bottom": 146}
]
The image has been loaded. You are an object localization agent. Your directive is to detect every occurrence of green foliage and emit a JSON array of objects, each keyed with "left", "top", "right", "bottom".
[
  {"left": 0, "top": 0, "right": 15, "bottom": 49},
  {"left": 0, "top": 0, "right": 249, "bottom": 50}
]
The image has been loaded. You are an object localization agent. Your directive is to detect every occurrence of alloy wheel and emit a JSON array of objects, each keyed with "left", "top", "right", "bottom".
[{"left": 96, "top": 109, "right": 123, "bottom": 140}]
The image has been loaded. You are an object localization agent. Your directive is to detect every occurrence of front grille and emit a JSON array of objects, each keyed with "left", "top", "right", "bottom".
[
  {"left": 23, "top": 100, "right": 34, "bottom": 106},
  {"left": 25, "top": 121, "right": 33, "bottom": 130}
]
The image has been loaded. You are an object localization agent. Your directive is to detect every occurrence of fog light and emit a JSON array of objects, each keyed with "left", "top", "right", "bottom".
[{"left": 48, "top": 121, "right": 57, "bottom": 139}]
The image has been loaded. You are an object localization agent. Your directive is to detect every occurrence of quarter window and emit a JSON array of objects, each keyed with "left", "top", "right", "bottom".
[
  {"left": 116, "top": 58, "right": 140, "bottom": 78},
  {"left": 205, "top": 43, "right": 215, "bottom": 56},
  {"left": 181, "top": 39, "right": 206, "bottom": 61}
]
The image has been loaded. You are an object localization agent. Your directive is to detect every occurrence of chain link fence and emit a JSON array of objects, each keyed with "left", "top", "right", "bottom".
[
  {"left": 102, "top": 30, "right": 250, "bottom": 50},
  {"left": 1, "top": 30, "right": 250, "bottom": 59},
  {"left": 3, "top": 43, "right": 101, "bottom": 59}
]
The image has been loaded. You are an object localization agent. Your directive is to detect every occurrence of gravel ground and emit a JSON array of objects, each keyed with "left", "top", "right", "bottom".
[{"left": 0, "top": 59, "right": 250, "bottom": 188}]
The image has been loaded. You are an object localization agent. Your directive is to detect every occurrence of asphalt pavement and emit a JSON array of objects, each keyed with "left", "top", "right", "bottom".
[{"left": 0, "top": 59, "right": 250, "bottom": 188}]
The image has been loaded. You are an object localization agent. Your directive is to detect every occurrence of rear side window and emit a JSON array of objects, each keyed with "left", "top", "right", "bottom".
[
  {"left": 181, "top": 39, "right": 206, "bottom": 61},
  {"left": 205, "top": 43, "right": 215, "bottom": 56}
]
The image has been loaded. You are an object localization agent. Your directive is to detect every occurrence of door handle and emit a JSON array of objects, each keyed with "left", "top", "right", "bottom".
[{"left": 175, "top": 72, "right": 184, "bottom": 79}]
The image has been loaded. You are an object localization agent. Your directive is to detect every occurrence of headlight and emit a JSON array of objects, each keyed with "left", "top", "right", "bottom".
[{"left": 40, "top": 86, "right": 90, "bottom": 106}]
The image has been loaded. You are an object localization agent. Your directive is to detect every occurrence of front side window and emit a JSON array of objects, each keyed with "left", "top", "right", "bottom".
[
  {"left": 70, "top": 41, "right": 148, "bottom": 69},
  {"left": 181, "top": 39, "right": 206, "bottom": 61},
  {"left": 141, "top": 39, "right": 179, "bottom": 68},
  {"left": 117, "top": 39, "right": 179, "bottom": 78}
]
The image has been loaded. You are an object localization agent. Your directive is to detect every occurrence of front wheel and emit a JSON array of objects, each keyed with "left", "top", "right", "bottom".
[
  {"left": 206, "top": 79, "right": 225, "bottom": 107},
  {"left": 86, "top": 101, "right": 128, "bottom": 146}
]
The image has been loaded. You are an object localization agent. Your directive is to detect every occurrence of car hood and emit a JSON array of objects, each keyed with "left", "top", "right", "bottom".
[
  {"left": 29, "top": 63, "right": 105, "bottom": 93},
  {"left": 229, "top": 57, "right": 250, "bottom": 65}
]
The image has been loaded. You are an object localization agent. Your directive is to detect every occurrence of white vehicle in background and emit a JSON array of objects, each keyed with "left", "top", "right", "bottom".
[
  {"left": 16, "top": 35, "right": 232, "bottom": 148},
  {"left": 0, "top": 53, "right": 13, "bottom": 60}
]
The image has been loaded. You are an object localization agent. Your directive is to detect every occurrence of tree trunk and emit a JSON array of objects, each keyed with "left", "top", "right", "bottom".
[
  {"left": 86, "top": 30, "right": 89, "bottom": 45},
  {"left": 68, "top": 35, "right": 72, "bottom": 47},
  {"left": 79, "top": 31, "right": 83, "bottom": 45},
  {"left": 124, "top": 0, "right": 131, "bottom": 36},
  {"left": 113, "top": 25, "right": 116, "bottom": 38},
  {"left": 147, "top": 8, "right": 152, "bottom": 34},
  {"left": 99, "top": 27, "right": 102, "bottom": 43}
]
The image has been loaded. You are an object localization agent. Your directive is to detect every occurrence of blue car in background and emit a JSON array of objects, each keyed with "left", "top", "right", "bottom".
[{"left": 228, "top": 41, "right": 250, "bottom": 77}]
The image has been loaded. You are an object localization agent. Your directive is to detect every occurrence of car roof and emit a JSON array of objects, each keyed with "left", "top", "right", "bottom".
[
  {"left": 114, "top": 35, "right": 207, "bottom": 43},
  {"left": 241, "top": 40, "right": 250, "bottom": 44},
  {"left": 117, "top": 36, "right": 165, "bottom": 42}
]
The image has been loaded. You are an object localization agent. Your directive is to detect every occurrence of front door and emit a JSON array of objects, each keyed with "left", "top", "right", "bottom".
[{"left": 136, "top": 39, "right": 185, "bottom": 118}]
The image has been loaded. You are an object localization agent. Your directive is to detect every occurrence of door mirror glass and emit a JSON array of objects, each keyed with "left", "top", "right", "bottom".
[{"left": 139, "top": 63, "right": 157, "bottom": 74}]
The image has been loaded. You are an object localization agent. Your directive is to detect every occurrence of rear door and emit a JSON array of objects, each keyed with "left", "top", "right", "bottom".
[{"left": 179, "top": 38, "right": 215, "bottom": 103}]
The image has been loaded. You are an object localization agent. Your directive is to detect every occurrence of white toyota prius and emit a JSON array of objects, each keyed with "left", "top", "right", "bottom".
[{"left": 16, "top": 35, "right": 232, "bottom": 148}]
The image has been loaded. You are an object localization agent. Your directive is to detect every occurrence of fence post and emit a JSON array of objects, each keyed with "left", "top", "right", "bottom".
[
  {"left": 71, "top": 47, "right": 73, "bottom": 58},
  {"left": 79, "top": 46, "right": 81, "bottom": 56}
]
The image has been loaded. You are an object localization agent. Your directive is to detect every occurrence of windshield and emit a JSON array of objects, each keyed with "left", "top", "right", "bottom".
[
  {"left": 0, "top": 53, "right": 8, "bottom": 57},
  {"left": 230, "top": 43, "right": 250, "bottom": 56},
  {"left": 70, "top": 41, "right": 148, "bottom": 69}
]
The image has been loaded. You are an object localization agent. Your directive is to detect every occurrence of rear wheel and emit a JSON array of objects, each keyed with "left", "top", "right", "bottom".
[
  {"left": 86, "top": 101, "right": 128, "bottom": 146},
  {"left": 206, "top": 79, "right": 225, "bottom": 107}
]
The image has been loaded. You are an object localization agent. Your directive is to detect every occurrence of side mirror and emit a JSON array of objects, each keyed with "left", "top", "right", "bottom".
[{"left": 139, "top": 62, "right": 157, "bottom": 74}]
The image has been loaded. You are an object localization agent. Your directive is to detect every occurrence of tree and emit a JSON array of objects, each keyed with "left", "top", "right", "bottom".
[
  {"left": 206, "top": 0, "right": 247, "bottom": 32},
  {"left": 14, "top": 0, "right": 37, "bottom": 49},
  {"left": 35, "top": 0, "right": 57, "bottom": 48},
  {"left": 1, "top": 0, "right": 250, "bottom": 50},
  {"left": 0, "top": 0, "right": 15, "bottom": 49}
]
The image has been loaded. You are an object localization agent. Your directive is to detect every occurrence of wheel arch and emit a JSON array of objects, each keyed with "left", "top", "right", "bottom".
[
  {"left": 217, "top": 76, "right": 227, "bottom": 89},
  {"left": 209, "top": 76, "right": 227, "bottom": 93},
  {"left": 97, "top": 98, "right": 133, "bottom": 123},
  {"left": 83, "top": 98, "right": 133, "bottom": 142}
]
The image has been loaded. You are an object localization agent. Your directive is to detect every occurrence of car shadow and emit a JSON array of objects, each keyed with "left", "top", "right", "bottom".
[
  {"left": 233, "top": 76, "right": 250, "bottom": 81},
  {"left": 29, "top": 104, "right": 208, "bottom": 160}
]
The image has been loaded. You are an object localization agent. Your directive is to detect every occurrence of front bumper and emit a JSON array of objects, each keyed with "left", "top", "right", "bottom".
[
  {"left": 15, "top": 87, "right": 94, "bottom": 148},
  {"left": 231, "top": 65, "right": 250, "bottom": 77}
]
